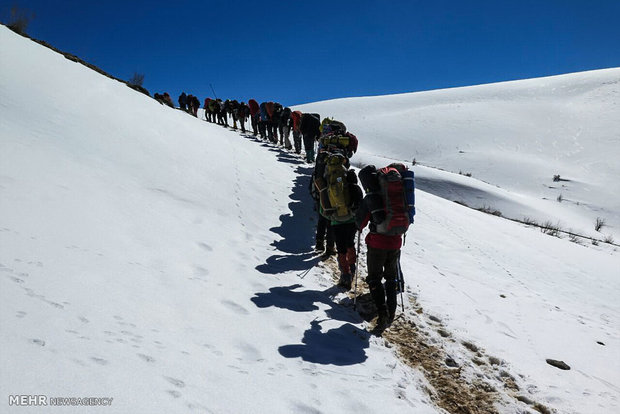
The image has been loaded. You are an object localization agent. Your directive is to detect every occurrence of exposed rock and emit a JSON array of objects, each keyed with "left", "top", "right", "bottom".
[{"left": 546, "top": 359, "right": 570, "bottom": 370}]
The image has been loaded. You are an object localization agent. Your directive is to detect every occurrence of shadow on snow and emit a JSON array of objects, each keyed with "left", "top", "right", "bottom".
[
  {"left": 278, "top": 319, "right": 369, "bottom": 366},
  {"left": 251, "top": 284, "right": 361, "bottom": 324},
  {"left": 256, "top": 163, "right": 318, "bottom": 274},
  {"left": 244, "top": 133, "right": 370, "bottom": 365},
  {"left": 251, "top": 285, "right": 368, "bottom": 366}
]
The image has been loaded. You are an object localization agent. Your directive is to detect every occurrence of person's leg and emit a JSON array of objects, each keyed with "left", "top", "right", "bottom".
[
  {"left": 252, "top": 115, "right": 258, "bottom": 135},
  {"left": 283, "top": 126, "right": 292, "bottom": 149},
  {"left": 333, "top": 225, "right": 352, "bottom": 288},
  {"left": 293, "top": 130, "right": 301, "bottom": 154},
  {"left": 302, "top": 133, "right": 312, "bottom": 162},
  {"left": 344, "top": 223, "right": 357, "bottom": 275},
  {"left": 366, "top": 247, "right": 388, "bottom": 318},
  {"left": 383, "top": 249, "right": 400, "bottom": 323},
  {"left": 325, "top": 221, "right": 335, "bottom": 254},
  {"left": 316, "top": 212, "right": 327, "bottom": 251}
]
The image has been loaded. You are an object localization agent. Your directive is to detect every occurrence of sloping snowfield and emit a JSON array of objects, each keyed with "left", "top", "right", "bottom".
[
  {"left": 296, "top": 68, "right": 620, "bottom": 242},
  {"left": 1, "top": 26, "right": 619, "bottom": 414}
]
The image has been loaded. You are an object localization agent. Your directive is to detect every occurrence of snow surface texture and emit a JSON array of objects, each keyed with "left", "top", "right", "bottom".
[{"left": 1, "top": 26, "right": 619, "bottom": 413}]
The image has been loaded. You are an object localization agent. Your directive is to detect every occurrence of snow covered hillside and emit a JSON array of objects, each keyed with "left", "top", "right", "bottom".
[
  {"left": 2, "top": 25, "right": 619, "bottom": 414},
  {"left": 296, "top": 68, "right": 620, "bottom": 243}
]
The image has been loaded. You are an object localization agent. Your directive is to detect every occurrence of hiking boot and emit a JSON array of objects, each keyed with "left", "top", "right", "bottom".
[
  {"left": 315, "top": 240, "right": 324, "bottom": 252},
  {"left": 387, "top": 310, "right": 396, "bottom": 325},
  {"left": 376, "top": 313, "right": 389, "bottom": 332},
  {"left": 338, "top": 273, "right": 352, "bottom": 290},
  {"left": 324, "top": 246, "right": 336, "bottom": 256}
]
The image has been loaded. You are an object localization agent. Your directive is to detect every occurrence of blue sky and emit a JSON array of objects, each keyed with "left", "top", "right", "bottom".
[{"left": 3, "top": 0, "right": 620, "bottom": 106}]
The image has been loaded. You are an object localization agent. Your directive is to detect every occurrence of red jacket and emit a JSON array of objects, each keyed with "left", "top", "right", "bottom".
[
  {"left": 365, "top": 232, "right": 402, "bottom": 250},
  {"left": 357, "top": 203, "right": 402, "bottom": 250}
]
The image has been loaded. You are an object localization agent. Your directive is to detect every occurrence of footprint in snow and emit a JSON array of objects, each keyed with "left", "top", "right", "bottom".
[
  {"left": 137, "top": 353, "right": 156, "bottom": 363},
  {"left": 166, "top": 390, "right": 182, "bottom": 398},
  {"left": 221, "top": 299, "right": 249, "bottom": 315},
  {"left": 90, "top": 357, "right": 108, "bottom": 366},
  {"left": 164, "top": 377, "right": 185, "bottom": 388}
]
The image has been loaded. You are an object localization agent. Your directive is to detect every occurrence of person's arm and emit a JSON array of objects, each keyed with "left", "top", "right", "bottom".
[{"left": 355, "top": 196, "right": 370, "bottom": 230}]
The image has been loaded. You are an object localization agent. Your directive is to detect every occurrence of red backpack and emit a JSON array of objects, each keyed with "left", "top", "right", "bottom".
[{"left": 375, "top": 165, "right": 410, "bottom": 235}]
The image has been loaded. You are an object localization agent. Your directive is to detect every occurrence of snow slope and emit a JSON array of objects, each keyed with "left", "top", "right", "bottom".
[
  {"left": 296, "top": 68, "right": 620, "bottom": 242},
  {"left": 1, "top": 26, "right": 619, "bottom": 414}
]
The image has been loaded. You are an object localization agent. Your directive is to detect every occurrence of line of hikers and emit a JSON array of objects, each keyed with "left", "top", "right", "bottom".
[
  {"left": 168, "top": 91, "right": 417, "bottom": 332},
  {"left": 201, "top": 97, "right": 323, "bottom": 164},
  {"left": 306, "top": 118, "right": 416, "bottom": 331}
]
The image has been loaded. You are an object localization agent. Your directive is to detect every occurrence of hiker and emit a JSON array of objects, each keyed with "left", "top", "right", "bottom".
[
  {"left": 265, "top": 102, "right": 275, "bottom": 142},
  {"left": 259, "top": 102, "right": 269, "bottom": 139},
  {"left": 280, "top": 107, "right": 293, "bottom": 150},
  {"left": 178, "top": 92, "right": 187, "bottom": 111},
  {"left": 230, "top": 100, "right": 240, "bottom": 129},
  {"left": 187, "top": 94, "right": 195, "bottom": 115},
  {"left": 356, "top": 163, "right": 415, "bottom": 331},
  {"left": 272, "top": 102, "right": 283, "bottom": 145},
  {"left": 331, "top": 169, "right": 363, "bottom": 289},
  {"left": 310, "top": 168, "right": 335, "bottom": 257},
  {"left": 162, "top": 93, "right": 173, "bottom": 107},
  {"left": 220, "top": 99, "right": 228, "bottom": 126},
  {"left": 291, "top": 110, "right": 302, "bottom": 154},
  {"left": 204, "top": 98, "right": 212, "bottom": 121},
  {"left": 248, "top": 99, "right": 260, "bottom": 136},
  {"left": 238, "top": 101, "right": 249, "bottom": 133},
  {"left": 209, "top": 99, "right": 220, "bottom": 124},
  {"left": 300, "top": 113, "right": 321, "bottom": 162},
  {"left": 191, "top": 95, "right": 200, "bottom": 117}
]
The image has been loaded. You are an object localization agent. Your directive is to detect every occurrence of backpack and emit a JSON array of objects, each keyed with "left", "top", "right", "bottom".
[
  {"left": 314, "top": 151, "right": 354, "bottom": 221},
  {"left": 320, "top": 118, "right": 346, "bottom": 134},
  {"left": 359, "top": 163, "right": 415, "bottom": 235},
  {"left": 319, "top": 132, "right": 358, "bottom": 157},
  {"left": 281, "top": 107, "right": 292, "bottom": 122}
]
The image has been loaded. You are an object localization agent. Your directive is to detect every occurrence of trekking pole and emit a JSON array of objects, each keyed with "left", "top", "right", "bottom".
[
  {"left": 210, "top": 83, "right": 218, "bottom": 100},
  {"left": 353, "top": 231, "right": 361, "bottom": 310},
  {"left": 397, "top": 256, "right": 405, "bottom": 313}
]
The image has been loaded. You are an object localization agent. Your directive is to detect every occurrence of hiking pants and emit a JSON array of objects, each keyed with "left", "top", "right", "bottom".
[
  {"left": 333, "top": 222, "right": 356, "bottom": 255},
  {"left": 259, "top": 121, "right": 267, "bottom": 139},
  {"left": 251, "top": 115, "right": 259, "bottom": 135},
  {"left": 282, "top": 125, "right": 292, "bottom": 149},
  {"left": 316, "top": 213, "right": 334, "bottom": 249},
  {"left": 269, "top": 121, "right": 278, "bottom": 143},
  {"left": 293, "top": 130, "right": 301, "bottom": 154},
  {"left": 303, "top": 132, "right": 317, "bottom": 161},
  {"left": 333, "top": 222, "right": 357, "bottom": 275},
  {"left": 366, "top": 247, "right": 400, "bottom": 316}
]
